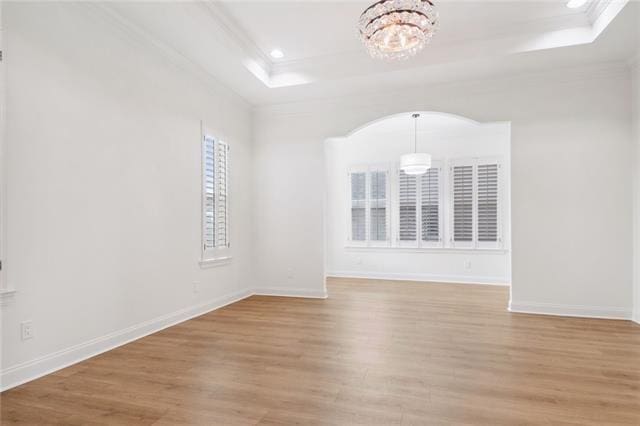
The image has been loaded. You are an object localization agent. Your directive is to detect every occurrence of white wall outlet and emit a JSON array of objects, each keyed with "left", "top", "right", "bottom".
[
  {"left": 287, "top": 268, "right": 294, "bottom": 279},
  {"left": 192, "top": 281, "right": 200, "bottom": 293},
  {"left": 21, "top": 321, "right": 33, "bottom": 340},
  {"left": 464, "top": 260, "right": 471, "bottom": 270},
  {"left": 356, "top": 257, "right": 363, "bottom": 265}
]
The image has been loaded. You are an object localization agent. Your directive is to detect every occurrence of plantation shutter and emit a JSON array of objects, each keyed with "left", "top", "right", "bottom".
[
  {"left": 398, "top": 170, "right": 417, "bottom": 241},
  {"left": 214, "top": 140, "right": 229, "bottom": 248},
  {"left": 477, "top": 163, "right": 498, "bottom": 242},
  {"left": 421, "top": 168, "right": 440, "bottom": 242},
  {"left": 350, "top": 172, "right": 367, "bottom": 241},
  {"left": 203, "top": 136, "right": 216, "bottom": 250},
  {"left": 452, "top": 165, "right": 473, "bottom": 242},
  {"left": 370, "top": 171, "right": 387, "bottom": 241}
]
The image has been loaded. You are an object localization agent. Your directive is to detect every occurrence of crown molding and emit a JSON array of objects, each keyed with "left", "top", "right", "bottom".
[
  {"left": 254, "top": 61, "right": 629, "bottom": 118},
  {"left": 198, "top": 1, "right": 273, "bottom": 73}
]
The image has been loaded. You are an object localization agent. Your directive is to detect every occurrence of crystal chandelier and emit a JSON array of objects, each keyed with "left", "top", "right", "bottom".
[
  {"left": 358, "top": 0, "right": 439, "bottom": 60},
  {"left": 400, "top": 113, "right": 431, "bottom": 175}
]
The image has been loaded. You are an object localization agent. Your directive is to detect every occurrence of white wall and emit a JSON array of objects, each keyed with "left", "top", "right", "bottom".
[
  {"left": 0, "top": 3, "right": 254, "bottom": 388},
  {"left": 633, "top": 56, "right": 640, "bottom": 324},
  {"left": 254, "top": 64, "right": 633, "bottom": 319},
  {"left": 325, "top": 114, "right": 511, "bottom": 285}
]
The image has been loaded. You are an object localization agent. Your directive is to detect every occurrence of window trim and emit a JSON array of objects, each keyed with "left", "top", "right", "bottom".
[{"left": 201, "top": 127, "right": 231, "bottom": 264}]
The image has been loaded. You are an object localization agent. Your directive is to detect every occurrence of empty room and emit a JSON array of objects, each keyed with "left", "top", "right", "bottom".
[{"left": 1, "top": 0, "right": 639, "bottom": 424}]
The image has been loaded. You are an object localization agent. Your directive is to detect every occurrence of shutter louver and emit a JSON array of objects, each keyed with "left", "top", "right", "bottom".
[
  {"left": 399, "top": 170, "right": 417, "bottom": 241},
  {"left": 453, "top": 165, "right": 473, "bottom": 242},
  {"left": 421, "top": 168, "right": 439, "bottom": 242},
  {"left": 203, "top": 136, "right": 215, "bottom": 250},
  {"left": 350, "top": 172, "right": 366, "bottom": 241},
  {"left": 370, "top": 171, "right": 387, "bottom": 241},
  {"left": 477, "top": 163, "right": 498, "bottom": 242}
]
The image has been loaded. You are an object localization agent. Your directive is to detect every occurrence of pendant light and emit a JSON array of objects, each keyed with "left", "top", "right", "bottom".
[{"left": 400, "top": 113, "right": 431, "bottom": 175}]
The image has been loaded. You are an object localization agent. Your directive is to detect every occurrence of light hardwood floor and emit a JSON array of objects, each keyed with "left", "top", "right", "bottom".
[{"left": 2, "top": 278, "right": 639, "bottom": 425}]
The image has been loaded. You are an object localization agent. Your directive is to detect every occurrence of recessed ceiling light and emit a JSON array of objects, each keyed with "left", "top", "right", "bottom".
[
  {"left": 566, "top": 0, "right": 587, "bottom": 8},
  {"left": 270, "top": 49, "right": 284, "bottom": 59}
]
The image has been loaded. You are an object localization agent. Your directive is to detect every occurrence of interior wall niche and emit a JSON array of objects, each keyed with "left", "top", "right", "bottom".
[{"left": 324, "top": 112, "right": 512, "bottom": 286}]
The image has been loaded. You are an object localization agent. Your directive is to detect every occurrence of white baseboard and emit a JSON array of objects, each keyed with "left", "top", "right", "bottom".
[
  {"left": 1, "top": 288, "right": 254, "bottom": 392},
  {"left": 252, "top": 287, "right": 328, "bottom": 299},
  {"left": 0, "top": 287, "right": 330, "bottom": 392},
  {"left": 326, "top": 271, "right": 509, "bottom": 286},
  {"left": 509, "top": 300, "right": 632, "bottom": 320}
]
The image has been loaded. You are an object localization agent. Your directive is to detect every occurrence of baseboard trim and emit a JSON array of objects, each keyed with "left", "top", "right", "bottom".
[
  {"left": 509, "top": 301, "right": 632, "bottom": 320},
  {"left": 0, "top": 288, "right": 253, "bottom": 392},
  {"left": 326, "top": 271, "right": 509, "bottom": 286},
  {"left": 252, "top": 287, "right": 328, "bottom": 299}
]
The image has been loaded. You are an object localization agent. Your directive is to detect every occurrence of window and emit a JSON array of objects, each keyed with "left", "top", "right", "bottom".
[
  {"left": 350, "top": 172, "right": 366, "bottom": 241},
  {"left": 348, "top": 167, "right": 390, "bottom": 246},
  {"left": 450, "top": 158, "right": 501, "bottom": 249},
  {"left": 346, "top": 157, "right": 501, "bottom": 251},
  {"left": 398, "top": 165, "right": 443, "bottom": 247},
  {"left": 452, "top": 165, "right": 473, "bottom": 243},
  {"left": 421, "top": 167, "right": 441, "bottom": 243},
  {"left": 370, "top": 171, "right": 388, "bottom": 241},
  {"left": 202, "top": 134, "right": 230, "bottom": 262}
]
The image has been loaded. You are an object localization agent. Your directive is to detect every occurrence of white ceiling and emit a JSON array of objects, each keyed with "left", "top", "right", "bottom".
[{"left": 98, "top": 0, "right": 638, "bottom": 106}]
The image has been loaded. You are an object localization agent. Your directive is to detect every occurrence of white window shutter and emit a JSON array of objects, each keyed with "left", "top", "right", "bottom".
[
  {"left": 350, "top": 172, "right": 367, "bottom": 241},
  {"left": 477, "top": 163, "right": 499, "bottom": 243},
  {"left": 215, "top": 140, "right": 229, "bottom": 248},
  {"left": 398, "top": 170, "right": 418, "bottom": 242},
  {"left": 452, "top": 165, "right": 473, "bottom": 243},
  {"left": 203, "top": 136, "right": 216, "bottom": 250},
  {"left": 421, "top": 167, "right": 440, "bottom": 243},
  {"left": 369, "top": 170, "right": 387, "bottom": 241}
]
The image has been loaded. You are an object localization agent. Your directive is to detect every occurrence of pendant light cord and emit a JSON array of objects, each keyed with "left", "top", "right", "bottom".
[{"left": 412, "top": 113, "right": 420, "bottom": 153}]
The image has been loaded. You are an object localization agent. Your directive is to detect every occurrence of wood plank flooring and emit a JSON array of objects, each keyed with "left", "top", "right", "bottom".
[{"left": 2, "top": 278, "right": 639, "bottom": 425}]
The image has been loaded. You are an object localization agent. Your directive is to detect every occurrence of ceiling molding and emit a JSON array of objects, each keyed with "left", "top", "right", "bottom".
[
  {"left": 198, "top": 1, "right": 273, "bottom": 73},
  {"left": 254, "top": 61, "right": 629, "bottom": 118}
]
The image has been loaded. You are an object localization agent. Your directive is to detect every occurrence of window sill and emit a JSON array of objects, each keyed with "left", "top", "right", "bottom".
[
  {"left": 199, "top": 257, "right": 232, "bottom": 269},
  {"left": 0, "top": 288, "right": 17, "bottom": 306},
  {"left": 344, "top": 246, "right": 508, "bottom": 254}
]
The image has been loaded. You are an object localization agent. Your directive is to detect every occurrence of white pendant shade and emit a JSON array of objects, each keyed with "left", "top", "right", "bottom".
[{"left": 400, "top": 152, "right": 431, "bottom": 175}]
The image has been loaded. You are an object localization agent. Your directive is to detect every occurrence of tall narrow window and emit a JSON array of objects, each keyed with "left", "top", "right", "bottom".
[
  {"left": 398, "top": 170, "right": 418, "bottom": 242},
  {"left": 214, "top": 140, "right": 229, "bottom": 248},
  {"left": 202, "top": 134, "right": 229, "bottom": 260},
  {"left": 421, "top": 168, "right": 440, "bottom": 243},
  {"left": 350, "top": 172, "right": 367, "bottom": 241},
  {"left": 370, "top": 171, "right": 387, "bottom": 241},
  {"left": 348, "top": 167, "right": 390, "bottom": 245},
  {"left": 452, "top": 165, "right": 473, "bottom": 243},
  {"left": 477, "top": 163, "right": 498, "bottom": 242},
  {"left": 203, "top": 136, "right": 216, "bottom": 250}
]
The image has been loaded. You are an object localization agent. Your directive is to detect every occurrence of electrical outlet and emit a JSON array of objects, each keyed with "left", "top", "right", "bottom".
[
  {"left": 287, "top": 268, "right": 294, "bottom": 279},
  {"left": 192, "top": 281, "right": 200, "bottom": 293},
  {"left": 464, "top": 260, "right": 471, "bottom": 270},
  {"left": 21, "top": 321, "right": 33, "bottom": 340},
  {"left": 356, "top": 257, "right": 363, "bottom": 265}
]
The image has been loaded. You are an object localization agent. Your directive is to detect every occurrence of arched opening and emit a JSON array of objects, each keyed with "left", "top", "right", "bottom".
[{"left": 324, "top": 111, "right": 512, "bottom": 306}]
